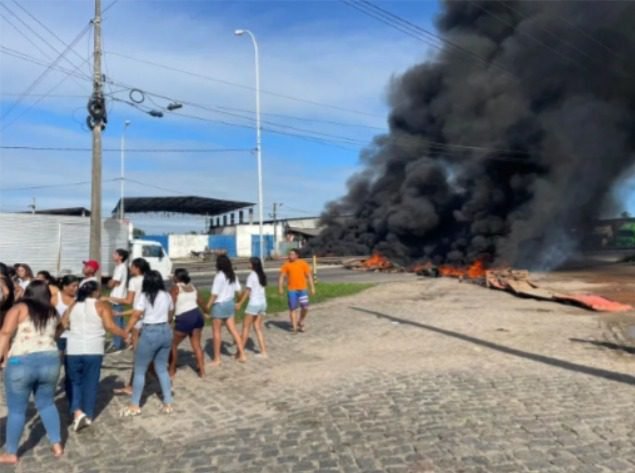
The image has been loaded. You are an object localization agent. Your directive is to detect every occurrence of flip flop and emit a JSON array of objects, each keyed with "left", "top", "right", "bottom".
[
  {"left": 119, "top": 407, "right": 141, "bottom": 417},
  {"left": 113, "top": 387, "right": 132, "bottom": 396}
]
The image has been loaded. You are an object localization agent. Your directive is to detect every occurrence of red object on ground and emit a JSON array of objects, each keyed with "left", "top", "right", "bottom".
[{"left": 556, "top": 294, "right": 633, "bottom": 313}]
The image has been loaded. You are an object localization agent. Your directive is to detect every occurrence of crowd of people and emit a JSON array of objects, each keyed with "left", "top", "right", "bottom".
[{"left": 0, "top": 248, "right": 315, "bottom": 464}]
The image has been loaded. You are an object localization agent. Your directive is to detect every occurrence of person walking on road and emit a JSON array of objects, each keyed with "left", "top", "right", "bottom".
[
  {"left": 278, "top": 249, "right": 316, "bottom": 334},
  {"left": 107, "top": 249, "right": 129, "bottom": 352},
  {"left": 121, "top": 271, "right": 174, "bottom": 416},
  {"left": 169, "top": 268, "right": 205, "bottom": 379},
  {"left": 205, "top": 255, "right": 246, "bottom": 366},
  {"left": 0, "top": 280, "right": 63, "bottom": 464},
  {"left": 62, "top": 281, "right": 127, "bottom": 431},
  {"left": 53, "top": 275, "right": 79, "bottom": 410},
  {"left": 236, "top": 257, "right": 268, "bottom": 357}
]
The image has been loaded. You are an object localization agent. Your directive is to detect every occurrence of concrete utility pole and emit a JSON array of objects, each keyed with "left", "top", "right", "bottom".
[
  {"left": 88, "top": 0, "right": 105, "bottom": 266},
  {"left": 271, "top": 202, "right": 282, "bottom": 256}
]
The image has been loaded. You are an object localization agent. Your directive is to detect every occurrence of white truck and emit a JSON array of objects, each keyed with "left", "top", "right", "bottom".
[{"left": 0, "top": 213, "right": 172, "bottom": 280}]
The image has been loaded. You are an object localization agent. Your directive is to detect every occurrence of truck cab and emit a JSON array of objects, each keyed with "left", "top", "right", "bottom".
[{"left": 130, "top": 239, "right": 173, "bottom": 280}]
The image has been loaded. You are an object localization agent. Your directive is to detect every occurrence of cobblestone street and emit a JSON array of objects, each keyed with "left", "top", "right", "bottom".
[{"left": 3, "top": 276, "right": 635, "bottom": 473}]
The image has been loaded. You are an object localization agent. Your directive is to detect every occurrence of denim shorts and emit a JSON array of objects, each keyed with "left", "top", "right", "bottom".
[
  {"left": 288, "top": 290, "right": 309, "bottom": 311},
  {"left": 212, "top": 300, "right": 235, "bottom": 319},
  {"left": 245, "top": 302, "right": 267, "bottom": 316},
  {"left": 174, "top": 308, "right": 205, "bottom": 334}
]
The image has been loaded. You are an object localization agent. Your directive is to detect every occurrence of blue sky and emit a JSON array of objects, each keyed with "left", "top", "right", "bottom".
[{"left": 0, "top": 0, "right": 441, "bottom": 233}]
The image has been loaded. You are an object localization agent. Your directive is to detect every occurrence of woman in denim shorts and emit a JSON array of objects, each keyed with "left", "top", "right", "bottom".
[
  {"left": 236, "top": 257, "right": 268, "bottom": 357},
  {"left": 205, "top": 255, "right": 246, "bottom": 366}
]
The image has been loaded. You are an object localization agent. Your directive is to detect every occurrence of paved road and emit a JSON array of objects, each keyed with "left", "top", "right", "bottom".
[
  {"left": 190, "top": 266, "right": 415, "bottom": 288},
  {"left": 5, "top": 276, "right": 635, "bottom": 472}
]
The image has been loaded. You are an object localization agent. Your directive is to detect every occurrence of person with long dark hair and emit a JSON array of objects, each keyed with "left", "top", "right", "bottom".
[
  {"left": 0, "top": 281, "right": 63, "bottom": 464},
  {"left": 236, "top": 257, "right": 268, "bottom": 357},
  {"left": 15, "top": 264, "right": 33, "bottom": 292},
  {"left": 205, "top": 254, "right": 246, "bottom": 366},
  {"left": 169, "top": 268, "right": 205, "bottom": 379},
  {"left": 0, "top": 263, "right": 15, "bottom": 367},
  {"left": 62, "top": 281, "right": 127, "bottom": 431},
  {"left": 107, "top": 258, "right": 150, "bottom": 396},
  {"left": 121, "top": 270, "right": 174, "bottom": 416},
  {"left": 36, "top": 271, "right": 60, "bottom": 306},
  {"left": 54, "top": 275, "right": 79, "bottom": 410}
]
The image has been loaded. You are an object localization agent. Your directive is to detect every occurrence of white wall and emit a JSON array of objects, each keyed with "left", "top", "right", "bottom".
[
  {"left": 168, "top": 235, "right": 209, "bottom": 258},
  {"left": 235, "top": 224, "right": 279, "bottom": 257}
]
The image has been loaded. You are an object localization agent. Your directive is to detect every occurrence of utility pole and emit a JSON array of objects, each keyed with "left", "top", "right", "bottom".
[
  {"left": 271, "top": 202, "right": 282, "bottom": 257},
  {"left": 88, "top": 0, "right": 106, "bottom": 267}
]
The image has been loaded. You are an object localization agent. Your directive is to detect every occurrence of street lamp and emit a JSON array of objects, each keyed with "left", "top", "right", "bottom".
[
  {"left": 120, "top": 120, "right": 131, "bottom": 220},
  {"left": 234, "top": 28, "right": 265, "bottom": 261}
]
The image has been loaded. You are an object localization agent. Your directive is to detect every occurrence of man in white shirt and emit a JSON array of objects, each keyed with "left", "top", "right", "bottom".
[
  {"left": 108, "top": 249, "right": 129, "bottom": 351},
  {"left": 80, "top": 260, "right": 100, "bottom": 287}
]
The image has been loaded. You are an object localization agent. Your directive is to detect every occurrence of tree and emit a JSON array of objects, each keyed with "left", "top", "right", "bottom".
[{"left": 132, "top": 227, "right": 146, "bottom": 238}]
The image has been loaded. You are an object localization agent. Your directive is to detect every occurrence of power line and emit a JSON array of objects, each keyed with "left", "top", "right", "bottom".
[
  {"left": 3, "top": 178, "right": 118, "bottom": 192},
  {"left": 342, "top": 0, "right": 517, "bottom": 79},
  {"left": 0, "top": 145, "right": 252, "bottom": 153},
  {"left": 104, "top": 50, "right": 384, "bottom": 119},
  {"left": 0, "top": 23, "right": 91, "bottom": 121}
]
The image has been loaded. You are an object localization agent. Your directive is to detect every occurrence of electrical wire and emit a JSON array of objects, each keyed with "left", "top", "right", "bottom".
[
  {"left": 104, "top": 51, "right": 384, "bottom": 119},
  {"left": 3, "top": 178, "right": 118, "bottom": 192},
  {"left": 0, "top": 145, "right": 252, "bottom": 153}
]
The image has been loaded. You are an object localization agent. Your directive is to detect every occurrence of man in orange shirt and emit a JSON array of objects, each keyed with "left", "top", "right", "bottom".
[{"left": 278, "top": 249, "right": 316, "bottom": 333}]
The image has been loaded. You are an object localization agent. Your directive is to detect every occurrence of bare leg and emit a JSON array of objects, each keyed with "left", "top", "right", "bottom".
[
  {"left": 211, "top": 319, "right": 222, "bottom": 366},
  {"left": 240, "top": 315, "right": 254, "bottom": 352},
  {"left": 225, "top": 317, "right": 246, "bottom": 362},
  {"left": 169, "top": 331, "right": 187, "bottom": 379},
  {"left": 253, "top": 316, "right": 268, "bottom": 356},
  {"left": 299, "top": 308, "right": 309, "bottom": 331},
  {"left": 190, "top": 328, "right": 205, "bottom": 377},
  {"left": 289, "top": 309, "right": 298, "bottom": 333}
]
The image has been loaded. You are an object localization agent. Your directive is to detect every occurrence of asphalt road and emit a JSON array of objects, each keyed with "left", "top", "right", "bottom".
[{"left": 189, "top": 265, "right": 415, "bottom": 288}]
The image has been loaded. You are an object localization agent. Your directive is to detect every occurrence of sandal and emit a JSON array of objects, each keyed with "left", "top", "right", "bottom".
[
  {"left": 113, "top": 387, "right": 132, "bottom": 396},
  {"left": 160, "top": 405, "right": 173, "bottom": 415},
  {"left": 119, "top": 407, "right": 141, "bottom": 417}
]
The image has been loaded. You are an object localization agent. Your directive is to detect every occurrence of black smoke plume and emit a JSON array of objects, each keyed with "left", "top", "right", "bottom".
[{"left": 312, "top": 0, "right": 635, "bottom": 269}]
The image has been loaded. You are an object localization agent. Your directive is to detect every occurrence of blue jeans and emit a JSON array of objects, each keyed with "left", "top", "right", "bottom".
[
  {"left": 65, "top": 354, "right": 103, "bottom": 420},
  {"left": 132, "top": 324, "right": 173, "bottom": 407},
  {"left": 4, "top": 351, "right": 61, "bottom": 454},
  {"left": 111, "top": 305, "right": 125, "bottom": 350}
]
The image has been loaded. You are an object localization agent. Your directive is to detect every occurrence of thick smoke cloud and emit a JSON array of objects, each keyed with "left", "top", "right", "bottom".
[{"left": 312, "top": 0, "right": 635, "bottom": 269}]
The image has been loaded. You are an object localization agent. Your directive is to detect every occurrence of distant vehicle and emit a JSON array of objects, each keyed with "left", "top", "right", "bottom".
[
  {"left": 614, "top": 223, "right": 635, "bottom": 248},
  {"left": 0, "top": 213, "right": 172, "bottom": 280}
]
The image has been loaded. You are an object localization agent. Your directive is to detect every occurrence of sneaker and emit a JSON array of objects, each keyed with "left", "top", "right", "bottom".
[{"left": 73, "top": 413, "right": 88, "bottom": 432}]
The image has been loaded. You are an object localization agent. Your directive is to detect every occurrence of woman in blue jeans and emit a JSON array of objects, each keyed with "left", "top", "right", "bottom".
[
  {"left": 0, "top": 280, "right": 63, "bottom": 464},
  {"left": 62, "top": 281, "right": 127, "bottom": 431},
  {"left": 121, "top": 270, "right": 174, "bottom": 416}
]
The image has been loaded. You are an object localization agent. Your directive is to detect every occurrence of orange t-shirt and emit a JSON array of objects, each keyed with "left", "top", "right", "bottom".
[{"left": 280, "top": 260, "right": 311, "bottom": 291}]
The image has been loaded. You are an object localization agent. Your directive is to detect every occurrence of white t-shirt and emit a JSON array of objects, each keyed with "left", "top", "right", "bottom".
[
  {"left": 133, "top": 290, "right": 173, "bottom": 325},
  {"left": 80, "top": 276, "right": 98, "bottom": 287},
  {"left": 110, "top": 263, "right": 128, "bottom": 299},
  {"left": 211, "top": 272, "right": 241, "bottom": 304},
  {"left": 127, "top": 275, "right": 143, "bottom": 306},
  {"left": 246, "top": 271, "right": 266, "bottom": 305}
]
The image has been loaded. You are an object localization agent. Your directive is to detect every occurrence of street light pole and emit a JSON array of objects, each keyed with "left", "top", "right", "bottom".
[
  {"left": 120, "top": 120, "right": 131, "bottom": 220},
  {"left": 235, "top": 29, "right": 265, "bottom": 261}
]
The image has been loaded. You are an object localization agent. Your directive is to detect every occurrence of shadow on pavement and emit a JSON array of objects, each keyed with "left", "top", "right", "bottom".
[
  {"left": 570, "top": 337, "right": 635, "bottom": 355},
  {"left": 351, "top": 306, "right": 635, "bottom": 387},
  {"left": 264, "top": 320, "right": 294, "bottom": 333}
]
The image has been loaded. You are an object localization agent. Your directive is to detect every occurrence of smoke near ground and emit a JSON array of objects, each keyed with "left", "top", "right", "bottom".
[{"left": 312, "top": 0, "right": 635, "bottom": 270}]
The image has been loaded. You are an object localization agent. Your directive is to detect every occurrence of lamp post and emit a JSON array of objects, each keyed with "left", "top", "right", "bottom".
[
  {"left": 120, "top": 120, "right": 131, "bottom": 220},
  {"left": 234, "top": 28, "right": 265, "bottom": 260}
]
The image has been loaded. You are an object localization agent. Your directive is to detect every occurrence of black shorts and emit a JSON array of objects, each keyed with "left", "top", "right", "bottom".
[{"left": 174, "top": 308, "right": 204, "bottom": 335}]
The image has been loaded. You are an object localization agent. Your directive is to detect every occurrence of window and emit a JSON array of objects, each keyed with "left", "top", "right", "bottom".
[{"left": 142, "top": 245, "right": 163, "bottom": 258}]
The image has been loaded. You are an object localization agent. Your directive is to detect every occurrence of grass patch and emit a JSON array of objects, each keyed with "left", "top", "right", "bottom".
[{"left": 108, "top": 282, "right": 373, "bottom": 324}]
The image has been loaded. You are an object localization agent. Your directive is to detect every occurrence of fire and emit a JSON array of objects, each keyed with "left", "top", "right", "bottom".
[
  {"left": 362, "top": 252, "right": 393, "bottom": 270},
  {"left": 439, "top": 259, "right": 487, "bottom": 279}
]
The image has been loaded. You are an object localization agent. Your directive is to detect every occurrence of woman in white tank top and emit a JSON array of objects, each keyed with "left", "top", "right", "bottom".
[
  {"left": 62, "top": 281, "right": 127, "bottom": 432},
  {"left": 169, "top": 268, "right": 205, "bottom": 379}
]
